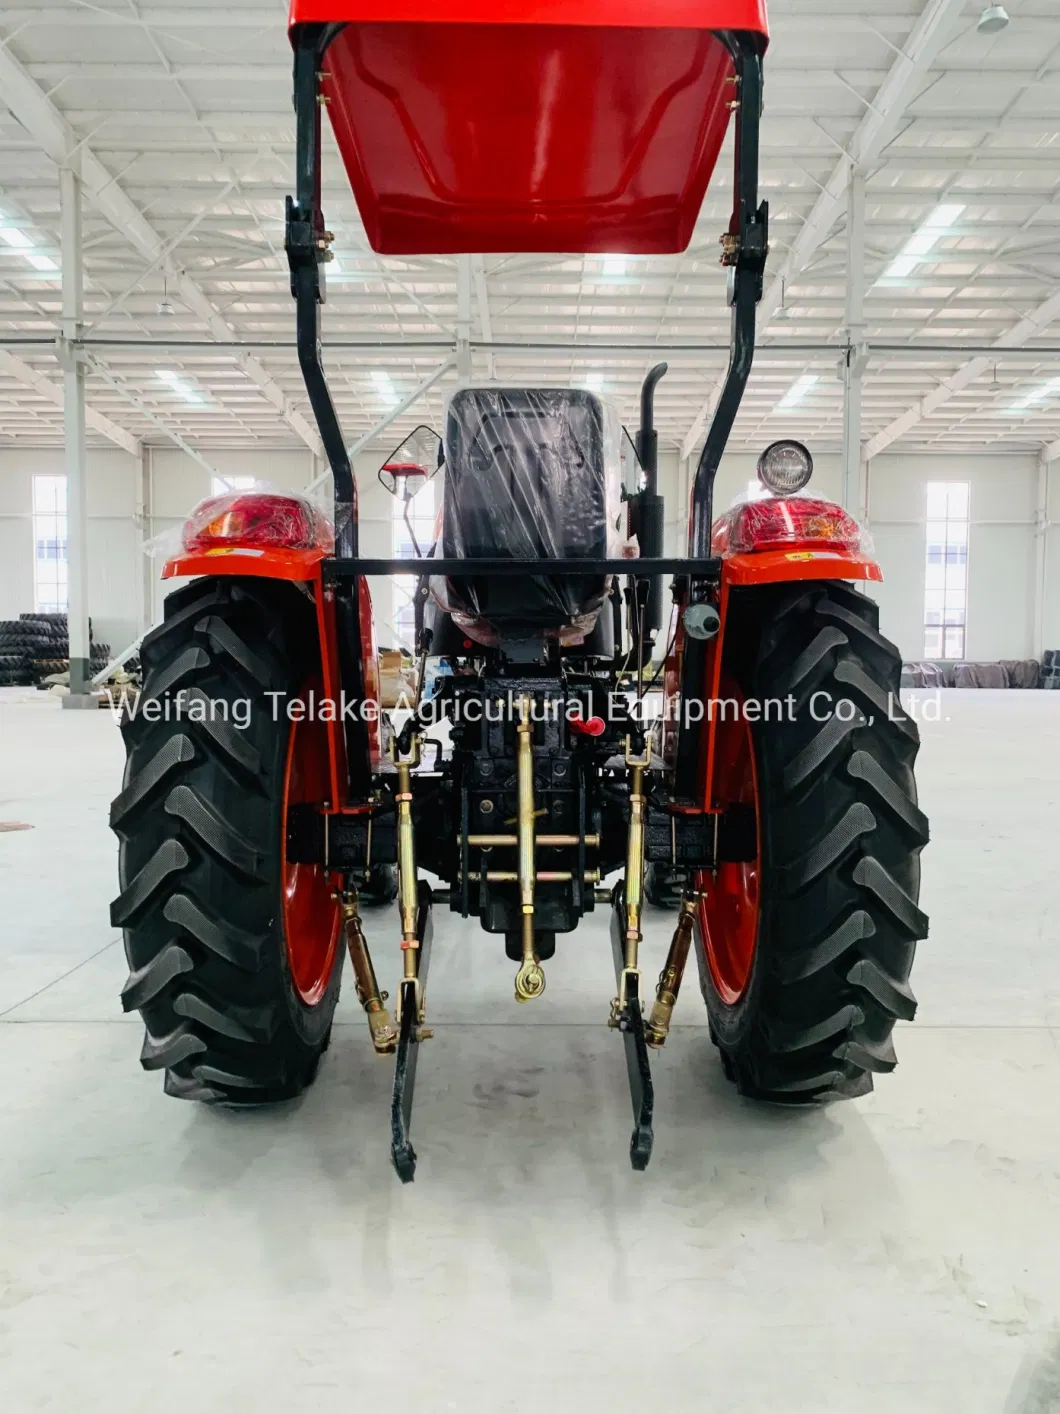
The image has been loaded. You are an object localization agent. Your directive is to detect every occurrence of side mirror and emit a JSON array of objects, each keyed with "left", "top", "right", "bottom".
[{"left": 378, "top": 425, "right": 443, "bottom": 501}]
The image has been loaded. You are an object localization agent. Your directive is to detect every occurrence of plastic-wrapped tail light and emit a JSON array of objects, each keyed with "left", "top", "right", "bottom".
[
  {"left": 711, "top": 496, "right": 867, "bottom": 556},
  {"left": 182, "top": 492, "right": 334, "bottom": 553}
]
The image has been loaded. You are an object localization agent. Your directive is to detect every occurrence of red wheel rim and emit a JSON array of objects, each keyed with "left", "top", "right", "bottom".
[
  {"left": 281, "top": 682, "right": 341, "bottom": 1005},
  {"left": 697, "top": 682, "right": 761, "bottom": 1006}
]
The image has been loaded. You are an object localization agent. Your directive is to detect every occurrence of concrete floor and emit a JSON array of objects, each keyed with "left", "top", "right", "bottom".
[{"left": 2, "top": 687, "right": 1060, "bottom": 1413}]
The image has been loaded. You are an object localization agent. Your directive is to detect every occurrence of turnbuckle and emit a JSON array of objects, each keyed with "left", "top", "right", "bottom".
[
  {"left": 645, "top": 891, "right": 699, "bottom": 1049},
  {"left": 341, "top": 891, "right": 397, "bottom": 1055},
  {"left": 609, "top": 735, "right": 652, "bottom": 1028},
  {"left": 391, "top": 731, "right": 422, "bottom": 959}
]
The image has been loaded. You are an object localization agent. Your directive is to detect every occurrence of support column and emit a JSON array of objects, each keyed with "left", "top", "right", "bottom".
[
  {"left": 137, "top": 445, "right": 154, "bottom": 637},
  {"left": 456, "top": 255, "right": 472, "bottom": 381},
  {"left": 60, "top": 161, "right": 91, "bottom": 703},
  {"left": 1033, "top": 450, "right": 1050, "bottom": 660},
  {"left": 842, "top": 167, "right": 868, "bottom": 520}
]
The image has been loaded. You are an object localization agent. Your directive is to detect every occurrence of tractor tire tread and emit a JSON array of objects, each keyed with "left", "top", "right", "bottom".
[
  {"left": 703, "top": 581, "right": 927, "bottom": 1106},
  {"left": 111, "top": 576, "right": 341, "bottom": 1106}
]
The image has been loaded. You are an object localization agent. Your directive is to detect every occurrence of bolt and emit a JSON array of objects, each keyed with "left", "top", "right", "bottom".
[{"left": 480, "top": 799, "right": 494, "bottom": 814}]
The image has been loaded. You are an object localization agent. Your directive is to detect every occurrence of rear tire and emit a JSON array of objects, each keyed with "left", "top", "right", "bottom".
[
  {"left": 699, "top": 581, "right": 929, "bottom": 1103},
  {"left": 110, "top": 577, "right": 343, "bottom": 1105}
]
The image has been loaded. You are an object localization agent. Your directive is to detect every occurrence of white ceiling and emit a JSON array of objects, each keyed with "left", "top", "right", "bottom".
[{"left": 1, "top": 0, "right": 1059, "bottom": 463}]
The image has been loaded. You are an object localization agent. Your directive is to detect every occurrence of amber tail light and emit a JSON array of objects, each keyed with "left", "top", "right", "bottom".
[
  {"left": 711, "top": 496, "right": 863, "bottom": 555},
  {"left": 182, "top": 493, "right": 334, "bottom": 553}
]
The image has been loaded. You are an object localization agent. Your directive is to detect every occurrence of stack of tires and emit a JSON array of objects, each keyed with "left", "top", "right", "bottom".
[
  {"left": 0, "top": 619, "right": 30, "bottom": 685},
  {"left": 0, "top": 613, "right": 110, "bottom": 687}
]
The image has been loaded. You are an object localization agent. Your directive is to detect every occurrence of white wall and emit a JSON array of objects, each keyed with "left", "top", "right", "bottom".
[
  {"left": 0, "top": 447, "right": 140, "bottom": 656},
  {"left": 0, "top": 441, "right": 1056, "bottom": 665},
  {"left": 869, "top": 452, "right": 1043, "bottom": 662},
  {"left": 665, "top": 448, "right": 1052, "bottom": 662}
]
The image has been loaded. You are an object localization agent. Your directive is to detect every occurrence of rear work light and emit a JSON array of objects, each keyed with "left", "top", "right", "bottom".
[
  {"left": 182, "top": 493, "right": 333, "bottom": 553},
  {"left": 711, "top": 497, "right": 865, "bottom": 556}
]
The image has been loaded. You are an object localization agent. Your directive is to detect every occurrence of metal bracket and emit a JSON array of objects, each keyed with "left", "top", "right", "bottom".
[
  {"left": 840, "top": 340, "right": 871, "bottom": 380},
  {"left": 609, "top": 888, "right": 654, "bottom": 1172},
  {"left": 391, "top": 881, "right": 434, "bottom": 1183}
]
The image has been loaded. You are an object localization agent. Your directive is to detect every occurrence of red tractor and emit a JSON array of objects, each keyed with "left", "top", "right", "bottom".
[{"left": 112, "top": 0, "right": 927, "bottom": 1180}]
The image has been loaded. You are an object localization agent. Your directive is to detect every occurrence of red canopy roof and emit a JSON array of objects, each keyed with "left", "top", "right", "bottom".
[
  {"left": 289, "top": 3, "right": 768, "bottom": 29},
  {"left": 288, "top": 1, "right": 770, "bottom": 256}
]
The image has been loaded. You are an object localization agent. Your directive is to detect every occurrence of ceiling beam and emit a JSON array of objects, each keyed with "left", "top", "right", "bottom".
[
  {"left": 0, "top": 7, "right": 282, "bottom": 22},
  {"left": 23, "top": 65, "right": 289, "bottom": 83},
  {"left": 864, "top": 287, "right": 1060, "bottom": 459},
  {"left": 308, "top": 357, "right": 455, "bottom": 492},
  {"left": 679, "top": 0, "right": 967, "bottom": 460},
  {"left": 0, "top": 349, "right": 140, "bottom": 455},
  {"left": 86, "top": 355, "right": 218, "bottom": 479},
  {"left": 0, "top": 40, "right": 323, "bottom": 458}
]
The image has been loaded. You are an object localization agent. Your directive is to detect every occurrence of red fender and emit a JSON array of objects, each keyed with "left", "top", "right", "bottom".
[{"left": 163, "top": 546, "right": 381, "bottom": 809}]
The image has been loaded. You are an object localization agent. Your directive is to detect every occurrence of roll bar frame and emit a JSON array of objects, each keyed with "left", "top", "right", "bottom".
[{"left": 285, "top": 22, "right": 768, "bottom": 570}]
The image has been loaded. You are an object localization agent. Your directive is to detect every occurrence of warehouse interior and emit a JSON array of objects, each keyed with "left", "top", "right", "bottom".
[{"left": 2, "top": 2, "right": 1060, "bottom": 1411}]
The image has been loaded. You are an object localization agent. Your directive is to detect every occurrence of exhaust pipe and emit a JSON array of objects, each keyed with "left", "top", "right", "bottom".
[{"left": 633, "top": 362, "right": 668, "bottom": 650}]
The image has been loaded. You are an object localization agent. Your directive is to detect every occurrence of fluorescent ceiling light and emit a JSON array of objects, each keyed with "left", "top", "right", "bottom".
[
  {"left": 1004, "top": 376, "right": 1060, "bottom": 415},
  {"left": 881, "top": 204, "right": 965, "bottom": 280},
  {"left": 885, "top": 255, "right": 920, "bottom": 279},
  {"left": 371, "top": 370, "right": 399, "bottom": 407},
  {"left": 776, "top": 374, "right": 818, "bottom": 410},
  {"left": 584, "top": 372, "right": 605, "bottom": 392},
  {"left": 601, "top": 256, "right": 627, "bottom": 278},
  {"left": 0, "top": 221, "right": 59, "bottom": 277},
  {"left": 155, "top": 368, "right": 205, "bottom": 405},
  {"left": 0, "top": 223, "right": 58, "bottom": 276},
  {"left": 923, "top": 204, "right": 966, "bottom": 231}
]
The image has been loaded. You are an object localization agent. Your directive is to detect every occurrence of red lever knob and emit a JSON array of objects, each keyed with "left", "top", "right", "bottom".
[{"left": 570, "top": 715, "right": 606, "bottom": 738}]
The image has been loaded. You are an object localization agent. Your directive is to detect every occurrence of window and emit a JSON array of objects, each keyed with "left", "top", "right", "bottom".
[
  {"left": 924, "top": 482, "right": 969, "bottom": 660},
  {"left": 392, "top": 482, "right": 436, "bottom": 650},
  {"left": 33, "top": 475, "right": 68, "bottom": 613},
  {"left": 211, "top": 476, "right": 255, "bottom": 497}
]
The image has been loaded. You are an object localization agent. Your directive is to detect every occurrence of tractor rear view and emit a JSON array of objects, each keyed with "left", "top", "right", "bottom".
[{"left": 112, "top": 0, "right": 927, "bottom": 1179}]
